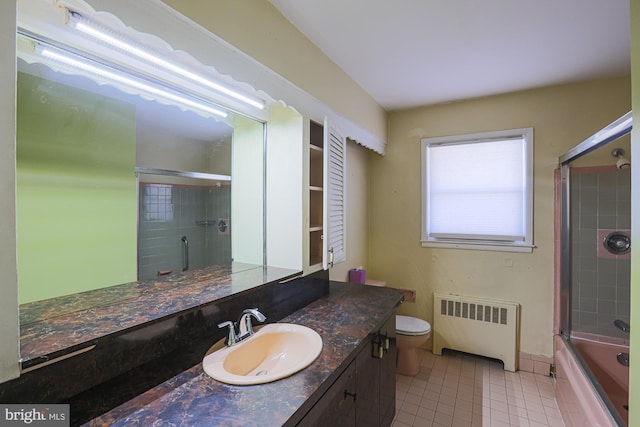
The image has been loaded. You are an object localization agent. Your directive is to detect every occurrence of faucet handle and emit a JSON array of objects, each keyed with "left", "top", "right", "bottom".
[{"left": 217, "top": 321, "right": 237, "bottom": 346}]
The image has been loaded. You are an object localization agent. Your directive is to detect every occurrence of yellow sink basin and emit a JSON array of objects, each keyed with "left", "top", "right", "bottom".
[{"left": 202, "top": 323, "right": 323, "bottom": 385}]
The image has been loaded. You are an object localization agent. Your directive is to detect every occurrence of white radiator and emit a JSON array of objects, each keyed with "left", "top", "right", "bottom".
[{"left": 432, "top": 292, "right": 520, "bottom": 372}]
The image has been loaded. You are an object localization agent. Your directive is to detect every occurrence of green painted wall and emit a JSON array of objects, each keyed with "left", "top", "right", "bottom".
[{"left": 16, "top": 73, "right": 137, "bottom": 303}]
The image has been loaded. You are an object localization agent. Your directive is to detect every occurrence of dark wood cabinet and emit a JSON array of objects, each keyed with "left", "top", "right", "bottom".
[
  {"left": 356, "top": 336, "right": 379, "bottom": 426},
  {"left": 357, "top": 313, "right": 396, "bottom": 427},
  {"left": 298, "top": 360, "right": 356, "bottom": 427},
  {"left": 299, "top": 312, "right": 396, "bottom": 427},
  {"left": 378, "top": 314, "right": 397, "bottom": 426}
]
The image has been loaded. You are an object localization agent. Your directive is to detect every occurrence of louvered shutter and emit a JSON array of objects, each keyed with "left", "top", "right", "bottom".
[{"left": 323, "top": 119, "right": 346, "bottom": 268}]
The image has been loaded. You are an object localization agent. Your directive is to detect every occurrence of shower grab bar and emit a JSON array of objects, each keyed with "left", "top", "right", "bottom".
[
  {"left": 181, "top": 236, "right": 189, "bottom": 272},
  {"left": 614, "top": 319, "right": 630, "bottom": 333}
]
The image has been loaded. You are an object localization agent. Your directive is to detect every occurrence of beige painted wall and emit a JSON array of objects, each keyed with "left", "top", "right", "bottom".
[
  {"left": 160, "top": 0, "right": 387, "bottom": 143},
  {"left": 369, "top": 76, "right": 631, "bottom": 357}
]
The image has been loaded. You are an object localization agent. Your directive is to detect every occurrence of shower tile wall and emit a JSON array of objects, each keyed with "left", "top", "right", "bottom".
[
  {"left": 570, "top": 168, "right": 631, "bottom": 339},
  {"left": 138, "top": 183, "right": 231, "bottom": 280}
]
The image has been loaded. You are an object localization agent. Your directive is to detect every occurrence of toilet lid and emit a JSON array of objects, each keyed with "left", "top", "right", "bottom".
[{"left": 396, "top": 315, "right": 431, "bottom": 336}]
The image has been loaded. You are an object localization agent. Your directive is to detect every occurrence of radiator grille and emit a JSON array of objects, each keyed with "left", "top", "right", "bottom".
[
  {"left": 440, "top": 299, "right": 508, "bottom": 325},
  {"left": 433, "top": 292, "right": 520, "bottom": 371}
]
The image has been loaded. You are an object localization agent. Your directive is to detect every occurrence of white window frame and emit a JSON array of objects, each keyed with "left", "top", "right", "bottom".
[{"left": 421, "top": 128, "right": 534, "bottom": 253}]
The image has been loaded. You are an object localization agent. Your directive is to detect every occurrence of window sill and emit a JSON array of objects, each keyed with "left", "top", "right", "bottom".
[{"left": 421, "top": 240, "right": 534, "bottom": 253}]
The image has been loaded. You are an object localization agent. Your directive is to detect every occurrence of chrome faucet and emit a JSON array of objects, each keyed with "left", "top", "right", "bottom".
[
  {"left": 238, "top": 308, "right": 266, "bottom": 338},
  {"left": 217, "top": 308, "right": 266, "bottom": 346}
]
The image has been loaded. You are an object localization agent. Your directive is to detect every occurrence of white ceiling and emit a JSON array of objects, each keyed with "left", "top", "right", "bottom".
[{"left": 268, "top": 0, "right": 631, "bottom": 111}]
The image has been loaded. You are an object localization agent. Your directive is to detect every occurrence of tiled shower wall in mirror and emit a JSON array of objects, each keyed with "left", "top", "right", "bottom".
[
  {"left": 138, "top": 182, "right": 231, "bottom": 280},
  {"left": 570, "top": 166, "right": 631, "bottom": 340}
]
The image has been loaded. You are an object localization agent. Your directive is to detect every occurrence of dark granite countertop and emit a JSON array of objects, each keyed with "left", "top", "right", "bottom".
[
  {"left": 85, "top": 282, "right": 403, "bottom": 427},
  {"left": 20, "top": 264, "right": 301, "bottom": 364}
]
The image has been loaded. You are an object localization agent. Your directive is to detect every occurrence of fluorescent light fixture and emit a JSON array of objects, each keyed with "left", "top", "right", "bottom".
[
  {"left": 39, "top": 46, "right": 228, "bottom": 119},
  {"left": 69, "top": 12, "right": 265, "bottom": 110}
]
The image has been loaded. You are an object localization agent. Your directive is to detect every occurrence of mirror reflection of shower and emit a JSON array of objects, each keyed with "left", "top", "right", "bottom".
[{"left": 137, "top": 170, "right": 232, "bottom": 280}]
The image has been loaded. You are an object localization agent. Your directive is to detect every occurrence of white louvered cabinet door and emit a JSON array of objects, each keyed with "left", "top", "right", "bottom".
[{"left": 322, "top": 118, "right": 346, "bottom": 270}]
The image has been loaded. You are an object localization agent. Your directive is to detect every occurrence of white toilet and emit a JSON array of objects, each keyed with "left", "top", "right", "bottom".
[
  {"left": 396, "top": 314, "right": 431, "bottom": 376},
  {"left": 360, "top": 278, "right": 431, "bottom": 376}
]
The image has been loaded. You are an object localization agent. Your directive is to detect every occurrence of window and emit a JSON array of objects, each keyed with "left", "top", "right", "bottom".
[{"left": 421, "top": 128, "right": 534, "bottom": 252}]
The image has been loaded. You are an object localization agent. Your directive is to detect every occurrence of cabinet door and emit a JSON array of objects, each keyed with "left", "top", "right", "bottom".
[
  {"left": 322, "top": 118, "right": 346, "bottom": 269},
  {"left": 298, "top": 361, "right": 356, "bottom": 427},
  {"left": 379, "top": 315, "right": 397, "bottom": 427},
  {"left": 355, "top": 314, "right": 397, "bottom": 427},
  {"left": 355, "top": 338, "right": 380, "bottom": 427}
]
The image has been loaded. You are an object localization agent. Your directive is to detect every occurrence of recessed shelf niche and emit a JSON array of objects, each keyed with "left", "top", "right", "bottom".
[{"left": 309, "top": 120, "right": 324, "bottom": 267}]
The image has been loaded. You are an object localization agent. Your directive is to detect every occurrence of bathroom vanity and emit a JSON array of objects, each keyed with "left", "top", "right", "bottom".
[
  {"left": 1, "top": 264, "right": 402, "bottom": 426},
  {"left": 85, "top": 282, "right": 402, "bottom": 426},
  {"left": 297, "top": 308, "right": 397, "bottom": 427}
]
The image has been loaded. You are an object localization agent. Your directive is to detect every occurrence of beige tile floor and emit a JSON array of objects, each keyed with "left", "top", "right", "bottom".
[{"left": 393, "top": 349, "right": 566, "bottom": 427}]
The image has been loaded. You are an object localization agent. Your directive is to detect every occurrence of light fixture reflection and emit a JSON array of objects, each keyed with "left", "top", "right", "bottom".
[
  {"left": 69, "top": 12, "right": 265, "bottom": 110},
  {"left": 39, "top": 46, "right": 229, "bottom": 119}
]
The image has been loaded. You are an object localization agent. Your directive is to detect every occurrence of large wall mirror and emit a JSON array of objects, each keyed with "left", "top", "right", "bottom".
[{"left": 17, "top": 1, "right": 266, "bottom": 310}]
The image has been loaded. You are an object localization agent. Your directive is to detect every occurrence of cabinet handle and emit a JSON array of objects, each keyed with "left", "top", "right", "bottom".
[
  {"left": 372, "top": 334, "right": 386, "bottom": 359},
  {"left": 344, "top": 390, "right": 357, "bottom": 402}
]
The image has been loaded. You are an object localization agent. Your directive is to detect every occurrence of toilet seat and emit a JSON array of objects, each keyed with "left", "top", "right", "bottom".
[{"left": 396, "top": 315, "right": 431, "bottom": 336}]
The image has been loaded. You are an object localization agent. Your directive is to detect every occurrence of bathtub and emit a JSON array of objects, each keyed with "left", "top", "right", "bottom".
[
  {"left": 572, "top": 334, "right": 629, "bottom": 425},
  {"left": 554, "top": 335, "right": 628, "bottom": 426}
]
